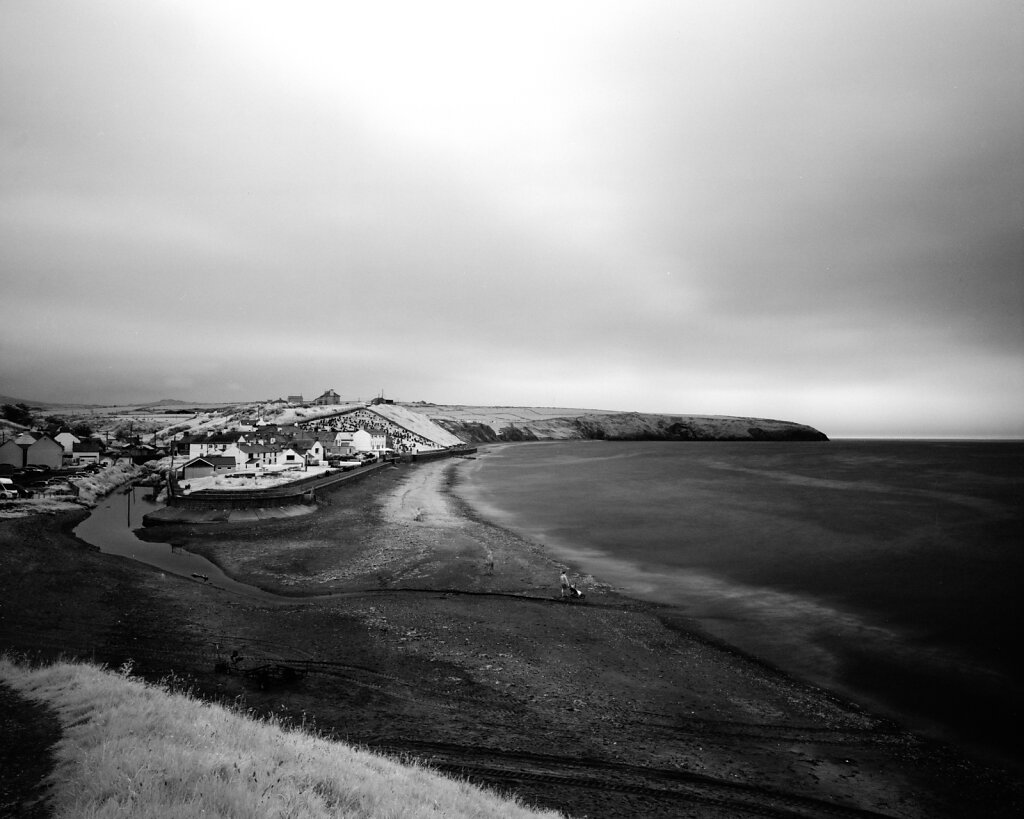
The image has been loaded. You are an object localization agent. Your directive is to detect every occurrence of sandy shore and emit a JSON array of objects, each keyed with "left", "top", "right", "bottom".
[{"left": 2, "top": 458, "right": 1022, "bottom": 817}]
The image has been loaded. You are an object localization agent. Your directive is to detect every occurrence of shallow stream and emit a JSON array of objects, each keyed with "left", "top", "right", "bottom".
[{"left": 73, "top": 486, "right": 279, "bottom": 601}]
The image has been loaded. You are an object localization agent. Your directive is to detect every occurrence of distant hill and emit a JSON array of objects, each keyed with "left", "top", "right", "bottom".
[
  {"left": 138, "top": 398, "right": 192, "bottom": 407},
  {"left": 0, "top": 394, "right": 100, "bottom": 410},
  {"left": 402, "top": 403, "right": 829, "bottom": 443},
  {"left": 0, "top": 394, "right": 57, "bottom": 409},
  {"left": 0, "top": 395, "right": 206, "bottom": 412}
]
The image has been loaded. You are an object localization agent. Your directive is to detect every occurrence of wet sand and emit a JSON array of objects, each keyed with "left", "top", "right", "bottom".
[{"left": 2, "top": 458, "right": 1022, "bottom": 817}]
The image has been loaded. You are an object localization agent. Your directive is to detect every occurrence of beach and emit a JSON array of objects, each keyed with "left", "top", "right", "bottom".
[{"left": 2, "top": 456, "right": 1021, "bottom": 817}]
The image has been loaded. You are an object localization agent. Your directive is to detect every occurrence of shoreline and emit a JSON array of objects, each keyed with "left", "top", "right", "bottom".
[
  {"left": 2, "top": 459, "right": 1022, "bottom": 816},
  {"left": 445, "top": 442, "right": 1024, "bottom": 775}
]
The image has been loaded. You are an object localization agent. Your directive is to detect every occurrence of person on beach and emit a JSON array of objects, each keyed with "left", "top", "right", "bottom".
[{"left": 560, "top": 569, "right": 570, "bottom": 598}]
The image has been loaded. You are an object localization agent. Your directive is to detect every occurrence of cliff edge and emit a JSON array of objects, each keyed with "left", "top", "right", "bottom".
[{"left": 400, "top": 404, "right": 828, "bottom": 444}]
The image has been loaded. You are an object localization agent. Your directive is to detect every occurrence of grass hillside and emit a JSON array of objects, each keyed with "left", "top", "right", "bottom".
[
  {"left": 0, "top": 657, "right": 561, "bottom": 819},
  {"left": 408, "top": 403, "right": 829, "bottom": 442}
]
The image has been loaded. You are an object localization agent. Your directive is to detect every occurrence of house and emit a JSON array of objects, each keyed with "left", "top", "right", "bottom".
[
  {"left": 287, "top": 439, "right": 323, "bottom": 466},
  {"left": 73, "top": 439, "right": 104, "bottom": 464},
  {"left": 303, "top": 440, "right": 326, "bottom": 465},
  {"left": 123, "top": 444, "right": 164, "bottom": 465},
  {"left": 245, "top": 425, "right": 301, "bottom": 446},
  {"left": 220, "top": 443, "right": 247, "bottom": 469},
  {"left": 222, "top": 443, "right": 279, "bottom": 469},
  {"left": 187, "top": 432, "right": 241, "bottom": 459},
  {"left": 287, "top": 395, "right": 304, "bottom": 405},
  {"left": 0, "top": 439, "right": 23, "bottom": 468},
  {"left": 313, "top": 389, "right": 341, "bottom": 405},
  {"left": 178, "top": 455, "right": 236, "bottom": 481},
  {"left": 25, "top": 434, "right": 63, "bottom": 469},
  {"left": 1, "top": 432, "right": 64, "bottom": 469},
  {"left": 329, "top": 431, "right": 357, "bottom": 456},
  {"left": 352, "top": 427, "right": 390, "bottom": 455},
  {"left": 323, "top": 444, "right": 359, "bottom": 463},
  {"left": 278, "top": 446, "right": 305, "bottom": 469},
  {"left": 54, "top": 431, "right": 81, "bottom": 455}
]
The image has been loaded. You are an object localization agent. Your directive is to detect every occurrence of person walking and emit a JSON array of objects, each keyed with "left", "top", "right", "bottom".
[{"left": 559, "top": 569, "right": 570, "bottom": 598}]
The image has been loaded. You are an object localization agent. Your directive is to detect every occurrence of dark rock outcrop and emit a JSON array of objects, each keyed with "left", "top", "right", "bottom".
[{"left": 436, "top": 421, "right": 500, "bottom": 443}]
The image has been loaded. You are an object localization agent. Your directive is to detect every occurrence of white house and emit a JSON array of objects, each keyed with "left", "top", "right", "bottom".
[
  {"left": 187, "top": 432, "right": 242, "bottom": 459},
  {"left": 303, "top": 440, "right": 326, "bottom": 465},
  {"left": 54, "top": 431, "right": 81, "bottom": 455},
  {"left": 352, "top": 427, "right": 389, "bottom": 454},
  {"left": 331, "top": 432, "right": 357, "bottom": 457},
  {"left": 278, "top": 446, "right": 305, "bottom": 469},
  {"left": 223, "top": 443, "right": 280, "bottom": 469}
]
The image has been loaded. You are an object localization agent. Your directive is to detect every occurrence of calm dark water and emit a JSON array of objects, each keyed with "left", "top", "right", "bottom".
[
  {"left": 456, "top": 440, "right": 1024, "bottom": 765},
  {"left": 74, "top": 486, "right": 277, "bottom": 600}
]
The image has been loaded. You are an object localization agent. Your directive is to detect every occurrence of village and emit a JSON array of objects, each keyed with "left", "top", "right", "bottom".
[{"left": 0, "top": 390, "right": 467, "bottom": 503}]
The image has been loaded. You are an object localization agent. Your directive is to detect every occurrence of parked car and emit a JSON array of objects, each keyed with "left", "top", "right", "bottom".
[{"left": 0, "top": 477, "right": 21, "bottom": 500}]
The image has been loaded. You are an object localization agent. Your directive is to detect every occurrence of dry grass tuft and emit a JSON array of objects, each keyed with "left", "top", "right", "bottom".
[{"left": 0, "top": 656, "right": 561, "bottom": 819}]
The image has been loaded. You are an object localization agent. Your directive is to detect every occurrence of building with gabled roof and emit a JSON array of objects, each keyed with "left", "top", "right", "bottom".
[
  {"left": 73, "top": 439, "right": 104, "bottom": 464},
  {"left": 0, "top": 432, "right": 64, "bottom": 469},
  {"left": 54, "top": 430, "right": 81, "bottom": 455},
  {"left": 314, "top": 389, "right": 341, "bottom": 405},
  {"left": 0, "top": 439, "right": 23, "bottom": 468},
  {"left": 178, "top": 455, "right": 236, "bottom": 481},
  {"left": 186, "top": 431, "right": 243, "bottom": 459},
  {"left": 222, "top": 442, "right": 278, "bottom": 469}
]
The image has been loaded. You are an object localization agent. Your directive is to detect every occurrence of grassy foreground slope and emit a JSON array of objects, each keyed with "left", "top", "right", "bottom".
[{"left": 0, "top": 658, "right": 560, "bottom": 819}]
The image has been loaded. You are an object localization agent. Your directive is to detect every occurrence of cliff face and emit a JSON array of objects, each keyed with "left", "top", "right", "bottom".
[
  {"left": 569, "top": 412, "right": 828, "bottom": 442},
  {"left": 417, "top": 406, "right": 828, "bottom": 444}
]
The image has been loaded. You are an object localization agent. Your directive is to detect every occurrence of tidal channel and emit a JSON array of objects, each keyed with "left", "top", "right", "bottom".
[{"left": 73, "top": 485, "right": 280, "bottom": 601}]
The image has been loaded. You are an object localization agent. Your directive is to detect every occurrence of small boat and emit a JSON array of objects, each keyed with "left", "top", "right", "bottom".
[{"left": 191, "top": 573, "right": 209, "bottom": 582}]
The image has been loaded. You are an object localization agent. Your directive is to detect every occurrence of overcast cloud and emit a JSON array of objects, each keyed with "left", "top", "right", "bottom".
[{"left": 1, "top": 0, "right": 1021, "bottom": 437}]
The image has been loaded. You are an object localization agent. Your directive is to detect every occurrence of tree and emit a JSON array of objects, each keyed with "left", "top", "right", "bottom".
[
  {"left": 1, "top": 403, "right": 34, "bottom": 426},
  {"left": 112, "top": 422, "right": 135, "bottom": 443},
  {"left": 71, "top": 421, "right": 95, "bottom": 438}
]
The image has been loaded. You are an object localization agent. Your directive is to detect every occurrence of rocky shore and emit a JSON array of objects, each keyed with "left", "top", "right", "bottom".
[{"left": 1, "top": 457, "right": 1020, "bottom": 817}]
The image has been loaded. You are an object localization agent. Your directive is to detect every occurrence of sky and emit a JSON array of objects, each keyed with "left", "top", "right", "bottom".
[{"left": 1, "top": 1, "right": 1022, "bottom": 438}]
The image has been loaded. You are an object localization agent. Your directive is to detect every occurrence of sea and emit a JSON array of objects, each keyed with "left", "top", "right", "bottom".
[{"left": 454, "top": 439, "right": 1024, "bottom": 768}]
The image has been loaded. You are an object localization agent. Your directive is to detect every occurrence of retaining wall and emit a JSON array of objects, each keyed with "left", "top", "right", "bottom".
[{"left": 166, "top": 446, "right": 476, "bottom": 510}]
